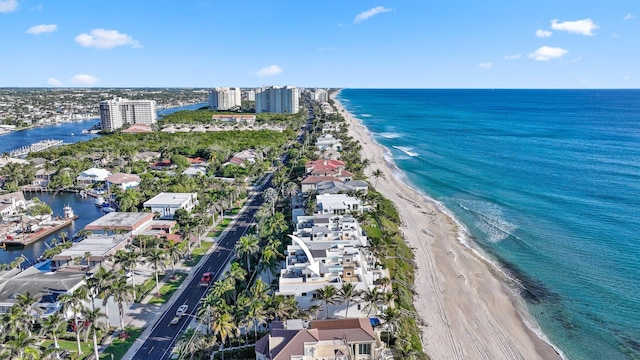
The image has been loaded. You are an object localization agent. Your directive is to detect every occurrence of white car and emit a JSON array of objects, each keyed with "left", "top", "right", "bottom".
[
  {"left": 176, "top": 304, "right": 188, "bottom": 317},
  {"left": 169, "top": 316, "right": 180, "bottom": 325}
]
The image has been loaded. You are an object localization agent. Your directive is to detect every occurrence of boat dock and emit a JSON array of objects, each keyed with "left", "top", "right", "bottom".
[
  {"left": 1, "top": 206, "right": 78, "bottom": 248},
  {"left": 8, "top": 139, "right": 64, "bottom": 157}
]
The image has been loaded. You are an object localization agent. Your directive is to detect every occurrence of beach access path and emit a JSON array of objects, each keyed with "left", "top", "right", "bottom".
[{"left": 332, "top": 92, "right": 562, "bottom": 360}]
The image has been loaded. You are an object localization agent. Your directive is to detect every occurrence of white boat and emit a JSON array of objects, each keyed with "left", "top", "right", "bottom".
[
  {"left": 95, "top": 196, "right": 105, "bottom": 206},
  {"left": 102, "top": 206, "right": 116, "bottom": 213}
]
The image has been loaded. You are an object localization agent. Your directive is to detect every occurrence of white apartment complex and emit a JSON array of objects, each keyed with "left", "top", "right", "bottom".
[
  {"left": 99, "top": 98, "right": 157, "bottom": 131},
  {"left": 255, "top": 85, "right": 300, "bottom": 114},
  {"left": 208, "top": 87, "right": 241, "bottom": 110}
]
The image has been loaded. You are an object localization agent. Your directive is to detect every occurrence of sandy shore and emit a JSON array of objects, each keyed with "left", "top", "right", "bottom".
[{"left": 332, "top": 91, "right": 562, "bottom": 360}]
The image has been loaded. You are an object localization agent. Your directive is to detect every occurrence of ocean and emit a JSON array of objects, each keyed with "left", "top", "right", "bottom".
[{"left": 337, "top": 89, "right": 640, "bottom": 360}]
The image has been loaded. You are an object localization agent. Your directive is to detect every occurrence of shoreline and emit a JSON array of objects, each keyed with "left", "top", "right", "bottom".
[{"left": 332, "top": 90, "right": 563, "bottom": 360}]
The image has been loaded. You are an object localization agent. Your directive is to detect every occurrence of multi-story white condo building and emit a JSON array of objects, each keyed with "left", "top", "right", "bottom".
[
  {"left": 242, "top": 89, "right": 255, "bottom": 101},
  {"left": 255, "top": 85, "right": 300, "bottom": 114},
  {"left": 208, "top": 87, "right": 241, "bottom": 110},
  {"left": 99, "top": 98, "right": 157, "bottom": 131}
]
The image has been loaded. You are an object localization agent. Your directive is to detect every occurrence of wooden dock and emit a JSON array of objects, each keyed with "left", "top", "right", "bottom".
[{"left": 2, "top": 215, "right": 78, "bottom": 247}]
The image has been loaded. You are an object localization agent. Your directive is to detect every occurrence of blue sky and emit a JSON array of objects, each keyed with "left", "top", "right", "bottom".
[{"left": 1, "top": 0, "right": 638, "bottom": 88}]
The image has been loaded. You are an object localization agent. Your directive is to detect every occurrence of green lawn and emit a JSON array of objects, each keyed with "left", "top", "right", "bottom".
[
  {"left": 42, "top": 338, "right": 93, "bottom": 360},
  {"left": 208, "top": 218, "right": 232, "bottom": 237},
  {"left": 135, "top": 276, "right": 157, "bottom": 302},
  {"left": 100, "top": 327, "right": 144, "bottom": 360},
  {"left": 148, "top": 273, "right": 186, "bottom": 305},
  {"left": 184, "top": 241, "right": 214, "bottom": 267}
]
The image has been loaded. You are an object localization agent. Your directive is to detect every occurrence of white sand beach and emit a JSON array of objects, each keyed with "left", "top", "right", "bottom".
[{"left": 332, "top": 91, "right": 562, "bottom": 360}]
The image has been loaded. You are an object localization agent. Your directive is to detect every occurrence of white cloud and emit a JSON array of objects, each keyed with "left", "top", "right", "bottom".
[
  {"left": 26, "top": 24, "right": 57, "bottom": 35},
  {"left": 47, "top": 78, "right": 63, "bottom": 86},
  {"left": 478, "top": 62, "right": 493, "bottom": 69},
  {"left": 528, "top": 46, "right": 568, "bottom": 61},
  {"left": 623, "top": 13, "right": 636, "bottom": 20},
  {"left": 255, "top": 65, "right": 283, "bottom": 77},
  {"left": 69, "top": 74, "right": 99, "bottom": 85},
  {"left": 504, "top": 53, "right": 522, "bottom": 60},
  {"left": 536, "top": 29, "right": 553, "bottom": 38},
  {"left": 354, "top": 6, "right": 391, "bottom": 24},
  {"left": 74, "top": 28, "right": 141, "bottom": 49},
  {"left": 551, "top": 19, "right": 598, "bottom": 36},
  {"left": 0, "top": 0, "right": 18, "bottom": 13}
]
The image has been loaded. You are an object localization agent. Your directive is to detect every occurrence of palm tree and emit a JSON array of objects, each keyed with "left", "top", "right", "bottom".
[
  {"left": 315, "top": 285, "right": 340, "bottom": 319},
  {"left": 234, "top": 234, "right": 259, "bottom": 272},
  {"left": 15, "top": 292, "right": 44, "bottom": 334},
  {"left": 268, "top": 295, "right": 300, "bottom": 322},
  {"left": 381, "top": 307, "right": 402, "bottom": 346},
  {"left": 372, "top": 168, "right": 386, "bottom": 186},
  {"left": 2, "top": 304, "right": 31, "bottom": 338},
  {"left": 0, "top": 331, "right": 42, "bottom": 359},
  {"left": 211, "top": 311, "right": 238, "bottom": 351},
  {"left": 339, "top": 282, "right": 361, "bottom": 319},
  {"left": 58, "top": 287, "right": 88, "bottom": 355},
  {"left": 177, "top": 328, "right": 207, "bottom": 360},
  {"left": 164, "top": 239, "right": 185, "bottom": 277},
  {"left": 361, "top": 287, "right": 384, "bottom": 316},
  {"left": 211, "top": 279, "right": 235, "bottom": 304},
  {"left": 110, "top": 275, "right": 134, "bottom": 332},
  {"left": 146, "top": 246, "right": 168, "bottom": 296},
  {"left": 83, "top": 307, "right": 108, "bottom": 360},
  {"left": 112, "top": 249, "right": 141, "bottom": 302},
  {"left": 306, "top": 303, "right": 322, "bottom": 320},
  {"left": 39, "top": 312, "right": 67, "bottom": 351},
  {"left": 225, "top": 261, "right": 247, "bottom": 289},
  {"left": 246, "top": 299, "right": 268, "bottom": 341},
  {"left": 263, "top": 187, "right": 279, "bottom": 215}
]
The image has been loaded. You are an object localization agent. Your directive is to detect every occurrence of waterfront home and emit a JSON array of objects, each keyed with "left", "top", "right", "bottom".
[
  {"left": 32, "top": 168, "right": 56, "bottom": 187},
  {"left": 255, "top": 318, "right": 385, "bottom": 360},
  {"left": 0, "top": 266, "right": 85, "bottom": 317},
  {"left": 143, "top": 192, "right": 198, "bottom": 219},
  {"left": 301, "top": 176, "right": 344, "bottom": 193},
  {"left": 50, "top": 234, "right": 129, "bottom": 272},
  {"left": 105, "top": 172, "right": 141, "bottom": 191},
  {"left": 76, "top": 168, "right": 112, "bottom": 186},
  {"left": 316, "top": 180, "right": 368, "bottom": 195},
  {"left": 305, "top": 159, "right": 345, "bottom": 174},
  {"left": 0, "top": 191, "right": 27, "bottom": 217},
  {"left": 315, "top": 134, "right": 342, "bottom": 152},
  {"left": 316, "top": 194, "right": 363, "bottom": 215}
]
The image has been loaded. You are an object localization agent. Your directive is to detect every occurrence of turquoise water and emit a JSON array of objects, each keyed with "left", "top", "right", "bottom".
[{"left": 338, "top": 89, "right": 640, "bottom": 360}]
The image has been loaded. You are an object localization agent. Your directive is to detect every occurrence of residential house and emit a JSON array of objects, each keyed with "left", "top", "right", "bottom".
[
  {"left": 105, "top": 173, "right": 141, "bottom": 191},
  {"left": 315, "top": 134, "right": 342, "bottom": 152},
  {"left": 225, "top": 149, "right": 261, "bottom": 167},
  {"left": 0, "top": 267, "right": 85, "bottom": 317},
  {"left": 51, "top": 235, "right": 129, "bottom": 272},
  {"left": 255, "top": 318, "right": 385, "bottom": 360},
  {"left": 143, "top": 192, "right": 198, "bottom": 219},
  {"left": 149, "top": 159, "right": 177, "bottom": 171},
  {"left": 316, "top": 180, "right": 368, "bottom": 195},
  {"left": 33, "top": 168, "right": 56, "bottom": 187},
  {"left": 0, "top": 191, "right": 27, "bottom": 217},
  {"left": 316, "top": 194, "right": 362, "bottom": 215},
  {"left": 301, "top": 176, "right": 343, "bottom": 193},
  {"left": 76, "top": 168, "right": 112, "bottom": 186}
]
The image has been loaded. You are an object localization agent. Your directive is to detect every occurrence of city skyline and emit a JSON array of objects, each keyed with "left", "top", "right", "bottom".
[{"left": 1, "top": 0, "right": 638, "bottom": 88}]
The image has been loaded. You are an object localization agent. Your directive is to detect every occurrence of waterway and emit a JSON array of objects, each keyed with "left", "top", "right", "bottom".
[{"left": 0, "top": 102, "right": 207, "bottom": 265}]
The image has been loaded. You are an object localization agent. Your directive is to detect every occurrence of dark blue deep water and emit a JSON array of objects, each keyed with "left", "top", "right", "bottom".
[{"left": 338, "top": 89, "right": 640, "bottom": 360}]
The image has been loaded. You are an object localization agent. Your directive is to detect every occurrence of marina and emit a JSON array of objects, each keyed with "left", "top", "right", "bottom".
[
  {"left": 2, "top": 205, "right": 78, "bottom": 247},
  {"left": 8, "top": 139, "right": 64, "bottom": 157}
]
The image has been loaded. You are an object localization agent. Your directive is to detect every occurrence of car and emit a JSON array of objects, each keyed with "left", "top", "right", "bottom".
[
  {"left": 169, "top": 316, "right": 180, "bottom": 325},
  {"left": 176, "top": 304, "right": 188, "bottom": 317}
]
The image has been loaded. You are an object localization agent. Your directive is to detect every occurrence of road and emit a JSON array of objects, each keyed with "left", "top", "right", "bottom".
[{"left": 129, "top": 177, "right": 270, "bottom": 360}]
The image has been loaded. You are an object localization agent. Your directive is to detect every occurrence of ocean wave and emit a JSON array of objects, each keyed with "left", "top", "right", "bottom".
[
  {"left": 360, "top": 113, "right": 372, "bottom": 118},
  {"left": 455, "top": 199, "right": 517, "bottom": 243},
  {"left": 392, "top": 145, "right": 419, "bottom": 157},
  {"left": 379, "top": 132, "right": 401, "bottom": 139}
]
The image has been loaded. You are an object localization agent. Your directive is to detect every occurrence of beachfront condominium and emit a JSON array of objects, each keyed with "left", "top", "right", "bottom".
[
  {"left": 208, "top": 87, "right": 241, "bottom": 110},
  {"left": 99, "top": 98, "right": 157, "bottom": 131},
  {"left": 255, "top": 85, "right": 300, "bottom": 114}
]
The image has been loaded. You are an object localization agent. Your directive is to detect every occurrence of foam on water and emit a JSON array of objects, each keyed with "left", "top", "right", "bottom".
[
  {"left": 454, "top": 199, "right": 518, "bottom": 243},
  {"left": 379, "top": 132, "right": 401, "bottom": 139},
  {"left": 392, "top": 145, "right": 419, "bottom": 157}
]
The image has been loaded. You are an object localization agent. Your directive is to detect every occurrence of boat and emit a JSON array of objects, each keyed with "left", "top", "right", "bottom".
[
  {"left": 95, "top": 196, "right": 106, "bottom": 206},
  {"left": 2, "top": 205, "right": 78, "bottom": 247},
  {"left": 102, "top": 206, "right": 116, "bottom": 213}
]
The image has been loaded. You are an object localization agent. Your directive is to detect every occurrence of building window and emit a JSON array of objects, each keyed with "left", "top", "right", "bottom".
[
  {"left": 301, "top": 292, "right": 307, "bottom": 297},
  {"left": 358, "top": 343, "right": 371, "bottom": 355},
  {"left": 346, "top": 271, "right": 352, "bottom": 276}
]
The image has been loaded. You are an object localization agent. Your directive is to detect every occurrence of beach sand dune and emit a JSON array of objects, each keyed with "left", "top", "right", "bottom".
[{"left": 332, "top": 92, "right": 561, "bottom": 360}]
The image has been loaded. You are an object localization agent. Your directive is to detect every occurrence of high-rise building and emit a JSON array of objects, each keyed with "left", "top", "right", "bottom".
[
  {"left": 310, "top": 88, "right": 329, "bottom": 102},
  {"left": 99, "top": 98, "right": 157, "bottom": 131},
  {"left": 242, "top": 89, "right": 256, "bottom": 101},
  {"left": 208, "top": 87, "right": 241, "bottom": 110},
  {"left": 255, "top": 85, "right": 300, "bottom": 114}
]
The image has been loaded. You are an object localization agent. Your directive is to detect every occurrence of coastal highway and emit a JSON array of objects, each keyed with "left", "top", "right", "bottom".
[{"left": 129, "top": 176, "right": 271, "bottom": 360}]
